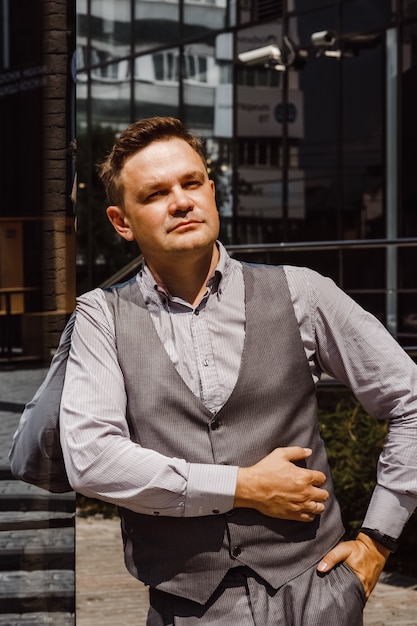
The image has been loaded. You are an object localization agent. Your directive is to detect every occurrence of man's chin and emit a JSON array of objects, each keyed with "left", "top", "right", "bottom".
[{"left": 169, "top": 230, "right": 218, "bottom": 252}]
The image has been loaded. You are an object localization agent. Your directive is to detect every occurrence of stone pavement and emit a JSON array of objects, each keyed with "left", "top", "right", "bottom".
[
  {"left": 76, "top": 514, "right": 417, "bottom": 626},
  {"left": 1, "top": 366, "right": 417, "bottom": 625}
]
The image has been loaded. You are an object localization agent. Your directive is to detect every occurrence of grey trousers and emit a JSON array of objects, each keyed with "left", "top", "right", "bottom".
[{"left": 146, "top": 563, "right": 367, "bottom": 625}]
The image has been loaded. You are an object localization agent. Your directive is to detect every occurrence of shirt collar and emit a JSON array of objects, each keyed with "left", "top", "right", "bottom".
[{"left": 138, "top": 241, "right": 234, "bottom": 304}]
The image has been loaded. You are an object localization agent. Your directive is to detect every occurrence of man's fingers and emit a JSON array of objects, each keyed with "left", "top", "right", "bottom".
[
  {"left": 317, "top": 543, "right": 351, "bottom": 573},
  {"left": 311, "top": 484, "right": 329, "bottom": 502},
  {"left": 235, "top": 446, "right": 329, "bottom": 520},
  {"left": 309, "top": 470, "right": 327, "bottom": 486},
  {"left": 272, "top": 447, "right": 327, "bottom": 486},
  {"left": 277, "top": 446, "right": 313, "bottom": 461},
  {"left": 311, "top": 500, "right": 326, "bottom": 514}
]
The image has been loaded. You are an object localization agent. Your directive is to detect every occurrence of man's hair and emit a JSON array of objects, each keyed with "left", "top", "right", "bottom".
[{"left": 97, "top": 116, "right": 207, "bottom": 207}]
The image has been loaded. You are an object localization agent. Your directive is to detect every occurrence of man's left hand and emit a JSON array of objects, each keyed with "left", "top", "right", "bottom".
[{"left": 316, "top": 532, "right": 390, "bottom": 598}]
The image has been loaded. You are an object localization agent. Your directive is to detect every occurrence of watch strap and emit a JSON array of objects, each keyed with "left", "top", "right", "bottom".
[{"left": 359, "top": 527, "right": 399, "bottom": 553}]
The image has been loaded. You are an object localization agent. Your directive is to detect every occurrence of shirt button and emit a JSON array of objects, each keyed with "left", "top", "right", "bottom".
[
  {"left": 194, "top": 310, "right": 200, "bottom": 315},
  {"left": 210, "top": 420, "right": 220, "bottom": 431},
  {"left": 203, "top": 359, "right": 209, "bottom": 367},
  {"left": 231, "top": 546, "right": 242, "bottom": 558}
]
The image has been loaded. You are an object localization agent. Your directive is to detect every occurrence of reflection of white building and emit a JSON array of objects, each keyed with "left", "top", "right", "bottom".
[
  {"left": 234, "top": 23, "right": 305, "bottom": 220},
  {"left": 77, "top": 0, "right": 230, "bottom": 130},
  {"left": 77, "top": 0, "right": 304, "bottom": 222}
]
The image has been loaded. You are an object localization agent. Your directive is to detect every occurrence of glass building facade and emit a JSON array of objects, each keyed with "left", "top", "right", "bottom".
[
  {"left": 0, "top": 2, "right": 416, "bottom": 621},
  {"left": 0, "top": 0, "right": 76, "bottom": 362},
  {"left": 1, "top": 6, "right": 76, "bottom": 625},
  {"left": 76, "top": 0, "right": 417, "bottom": 349}
]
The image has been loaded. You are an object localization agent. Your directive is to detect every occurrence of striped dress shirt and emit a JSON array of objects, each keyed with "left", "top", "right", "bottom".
[{"left": 60, "top": 242, "right": 417, "bottom": 539}]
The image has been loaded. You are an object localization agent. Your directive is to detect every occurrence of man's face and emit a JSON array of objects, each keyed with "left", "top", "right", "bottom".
[{"left": 107, "top": 138, "right": 220, "bottom": 263}]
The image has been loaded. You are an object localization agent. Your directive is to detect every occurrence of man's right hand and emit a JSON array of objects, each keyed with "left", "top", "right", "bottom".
[{"left": 234, "top": 447, "right": 329, "bottom": 522}]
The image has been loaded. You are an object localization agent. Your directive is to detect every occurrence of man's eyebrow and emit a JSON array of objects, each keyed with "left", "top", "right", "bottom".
[
  {"left": 140, "top": 182, "right": 164, "bottom": 195},
  {"left": 140, "top": 171, "right": 206, "bottom": 194},
  {"left": 181, "top": 170, "right": 206, "bottom": 181}
]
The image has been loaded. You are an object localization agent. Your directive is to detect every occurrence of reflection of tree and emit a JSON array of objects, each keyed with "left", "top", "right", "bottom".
[
  {"left": 206, "top": 157, "right": 232, "bottom": 216},
  {"left": 76, "top": 125, "right": 140, "bottom": 294}
]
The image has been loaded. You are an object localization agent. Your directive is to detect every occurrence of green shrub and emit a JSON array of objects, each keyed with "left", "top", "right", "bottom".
[
  {"left": 318, "top": 398, "right": 388, "bottom": 532},
  {"left": 318, "top": 396, "right": 417, "bottom": 578}
]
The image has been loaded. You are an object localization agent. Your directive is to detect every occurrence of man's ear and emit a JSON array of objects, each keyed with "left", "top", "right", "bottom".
[{"left": 106, "top": 206, "right": 135, "bottom": 241}]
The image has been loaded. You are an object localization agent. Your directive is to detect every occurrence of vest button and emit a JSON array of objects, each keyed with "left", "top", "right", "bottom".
[
  {"left": 210, "top": 420, "right": 220, "bottom": 431},
  {"left": 231, "top": 546, "right": 242, "bottom": 558}
]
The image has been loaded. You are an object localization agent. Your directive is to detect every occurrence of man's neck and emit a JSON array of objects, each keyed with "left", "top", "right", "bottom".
[{"left": 146, "top": 244, "right": 220, "bottom": 307}]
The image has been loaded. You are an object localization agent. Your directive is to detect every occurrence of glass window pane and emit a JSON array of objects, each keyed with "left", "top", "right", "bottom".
[
  {"left": 236, "top": 21, "right": 303, "bottom": 239},
  {"left": 90, "top": 67, "right": 131, "bottom": 128},
  {"left": 134, "top": 48, "right": 180, "bottom": 119},
  {"left": 134, "top": 0, "right": 180, "bottom": 53},
  {"left": 183, "top": 36, "right": 233, "bottom": 138},
  {"left": 400, "top": 22, "right": 417, "bottom": 238},
  {"left": 184, "top": 0, "right": 228, "bottom": 35},
  {"left": 239, "top": 0, "right": 283, "bottom": 26},
  {"left": 403, "top": 0, "right": 417, "bottom": 17},
  {"left": 89, "top": 0, "right": 132, "bottom": 60}
]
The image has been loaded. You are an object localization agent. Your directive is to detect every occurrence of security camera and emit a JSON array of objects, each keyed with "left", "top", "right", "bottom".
[
  {"left": 311, "top": 30, "right": 337, "bottom": 47},
  {"left": 238, "top": 45, "right": 283, "bottom": 68}
]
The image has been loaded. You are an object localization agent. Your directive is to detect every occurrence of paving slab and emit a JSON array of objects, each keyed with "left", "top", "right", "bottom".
[
  {"left": 76, "top": 515, "right": 417, "bottom": 625},
  {"left": 76, "top": 515, "right": 149, "bottom": 626}
]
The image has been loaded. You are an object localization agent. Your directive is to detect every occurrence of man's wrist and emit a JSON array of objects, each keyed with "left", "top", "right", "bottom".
[
  {"left": 358, "top": 527, "right": 399, "bottom": 553},
  {"left": 234, "top": 467, "right": 253, "bottom": 509}
]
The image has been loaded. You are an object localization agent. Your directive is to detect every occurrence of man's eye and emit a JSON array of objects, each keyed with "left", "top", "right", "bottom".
[{"left": 146, "top": 190, "right": 164, "bottom": 201}]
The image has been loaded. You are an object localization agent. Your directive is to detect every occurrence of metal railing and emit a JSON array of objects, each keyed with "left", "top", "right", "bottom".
[{"left": 100, "top": 236, "right": 417, "bottom": 356}]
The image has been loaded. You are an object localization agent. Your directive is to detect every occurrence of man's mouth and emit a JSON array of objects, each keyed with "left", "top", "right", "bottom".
[{"left": 170, "top": 220, "right": 201, "bottom": 232}]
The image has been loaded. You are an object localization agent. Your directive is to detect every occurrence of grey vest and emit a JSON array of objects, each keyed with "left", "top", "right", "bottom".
[{"left": 104, "top": 264, "right": 345, "bottom": 604}]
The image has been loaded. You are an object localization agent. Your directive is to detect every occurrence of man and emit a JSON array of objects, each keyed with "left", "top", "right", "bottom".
[{"left": 60, "top": 116, "right": 417, "bottom": 625}]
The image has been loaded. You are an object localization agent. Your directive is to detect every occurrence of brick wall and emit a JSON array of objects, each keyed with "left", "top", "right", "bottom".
[{"left": 40, "top": 0, "right": 76, "bottom": 360}]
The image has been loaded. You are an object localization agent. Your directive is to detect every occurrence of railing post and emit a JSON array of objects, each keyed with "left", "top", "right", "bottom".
[{"left": 386, "top": 27, "right": 398, "bottom": 337}]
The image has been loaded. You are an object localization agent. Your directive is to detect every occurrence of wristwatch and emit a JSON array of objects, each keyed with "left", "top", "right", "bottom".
[{"left": 359, "top": 527, "right": 399, "bottom": 553}]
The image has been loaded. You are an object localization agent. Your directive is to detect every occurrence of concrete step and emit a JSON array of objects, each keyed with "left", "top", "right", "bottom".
[
  {"left": 0, "top": 472, "right": 75, "bottom": 619},
  {"left": 0, "top": 511, "right": 75, "bottom": 532},
  {"left": 0, "top": 527, "right": 74, "bottom": 571},
  {"left": 0, "top": 467, "right": 14, "bottom": 480},
  {"left": 0, "top": 570, "right": 74, "bottom": 614},
  {"left": 0, "top": 479, "right": 74, "bottom": 514},
  {"left": 0, "top": 612, "right": 74, "bottom": 625}
]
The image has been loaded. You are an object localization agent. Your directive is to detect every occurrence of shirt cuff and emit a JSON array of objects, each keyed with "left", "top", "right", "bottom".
[
  {"left": 184, "top": 463, "right": 238, "bottom": 517},
  {"left": 362, "top": 484, "right": 417, "bottom": 539}
]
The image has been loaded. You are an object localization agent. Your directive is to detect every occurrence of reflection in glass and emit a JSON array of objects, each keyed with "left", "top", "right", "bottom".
[
  {"left": 184, "top": 0, "right": 228, "bottom": 34},
  {"left": 236, "top": 21, "right": 305, "bottom": 240},
  {"left": 134, "top": 48, "right": 180, "bottom": 119},
  {"left": 134, "top": 0, "right": 180, "bottom": 52},
  {"left": 182, "top": 35, "right": 234, "bottom": 232}
]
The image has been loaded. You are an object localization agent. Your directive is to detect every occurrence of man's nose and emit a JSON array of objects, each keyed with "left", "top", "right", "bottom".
[{"left": 168, "top": 186, "right": 193, "bottom": 213}]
